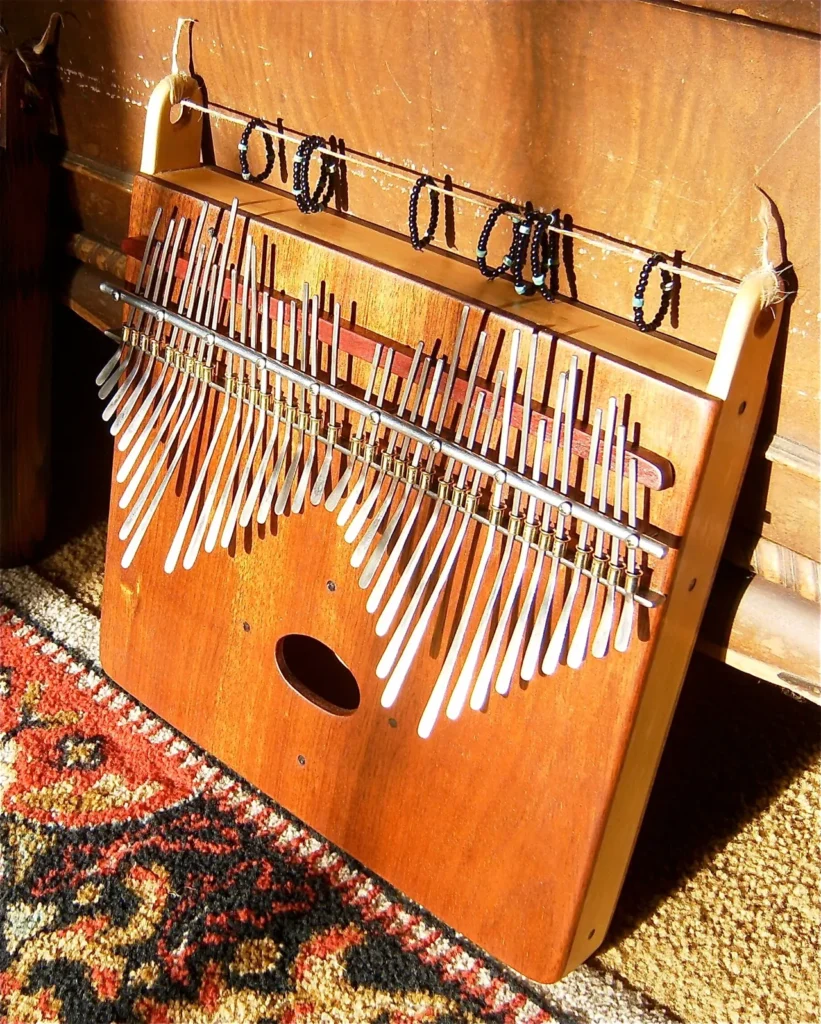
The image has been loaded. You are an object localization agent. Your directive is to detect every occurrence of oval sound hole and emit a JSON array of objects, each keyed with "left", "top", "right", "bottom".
[{"left": 275, "top": 634, "right": 360, "bottom": 716}]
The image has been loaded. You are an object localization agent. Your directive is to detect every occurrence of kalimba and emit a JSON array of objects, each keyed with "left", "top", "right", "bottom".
[{"left": 96, "top": 70, "right": 783, "bottom": 983}]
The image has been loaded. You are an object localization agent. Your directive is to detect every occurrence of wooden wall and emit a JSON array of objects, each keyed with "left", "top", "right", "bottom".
[{"left": 1, "top": 0, "right": 818, "bottom": 650}]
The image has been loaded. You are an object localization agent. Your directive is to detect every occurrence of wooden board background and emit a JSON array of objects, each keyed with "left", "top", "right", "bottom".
[{"left": 2, "top": 0, "right": 817, "bottom": 572}]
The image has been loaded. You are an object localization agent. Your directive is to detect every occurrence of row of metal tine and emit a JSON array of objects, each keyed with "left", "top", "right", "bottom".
[{"left": 98, "top": 201, "right": 654, "bottom": 737}]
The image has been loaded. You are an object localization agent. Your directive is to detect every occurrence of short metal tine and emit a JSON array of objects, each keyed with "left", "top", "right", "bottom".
[
  {"left": 541, "top": 407, "right": 603, "bottom": 674},
  {"left": 292, "top": 294, "right": 322, "bottom": 512},
  {"left": 241, "top": 292, "right": 281, "bottom": 526},
  {"left": 592, "top": 421, "right": 627, "bottom": 658},
  {"left": 357, "top": 356, "right": 430, "bottom": 588},
  {"left": 615, "top": 456, "right": 640, "bottom": 652},
  {"left": 275, "top": 282, "right": 312, "bottom": 515},
  {"left": 258, "top": 299, "right": 298, "bottom": 522},
  {"left": 345, "top": 342, "right": 424, "bottom": 546},
  {"left": 521, "top": 357, "right": 579, "bottom": 680},
  {"left": 310, "top": 301, "right": 341, "bottom": 504},
  {"left": 567, "top": 395, "right": 619, "bottom": 668},
  {"left": 325, "top": 343, "right": 384, "bottom": 513}
]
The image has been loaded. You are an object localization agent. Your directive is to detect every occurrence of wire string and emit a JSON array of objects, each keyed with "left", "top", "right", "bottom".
[{"left": 180, "top": 98, "right": 741, "bottom": 295}]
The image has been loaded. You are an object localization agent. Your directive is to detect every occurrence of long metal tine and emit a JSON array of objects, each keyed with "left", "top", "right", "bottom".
[
  {"left": 97, "top": 206, "right": 162, "bottom": 389},
  {"left": 325, "top": 343, "right": 384, "bottom": 513},
  {"left": 183, "top": 268, "right": 245, "bottom": 569},
  {"left": 592, "top": 421, "right": 627, "bottom": 658},
  {"left": 356, "top": 356, "right": 431, "bottom": 587},
  {"left": 374, "top": 329, "right": 484, "bottom": 636},
  {"left": 205, "top": 241, "right": 257, "bottom": 551},
  {"left": 222, "top": 247, "right": 270, "bottom": 545},
  {"left": 416, "top": 372, "right": 504, "bottom": 737},
  {"left": 443, "top": 330, "right": 522, "bottom": 716},
  {"left": 615, "top": 456, "right": 640, "bottom": 652},
  {"left": 257, "top": 299, "right": 299, "bottom": 522},
  {"left": 336, "top": 345, "right": 395, "bottom": 527},
  {"left": 365, "top": 356, "right": 445, "bottom": 615},
  {"left": 541, "top": 407, "right": 603, "bottom": 674},
  {"left": 566, "top": 396, "right": 619, "bottom": 668},
  {"left": 167, "top": 273, "right": 241, "bottom": 573},
  {"left": 101, "top": 238, "right": 164, "bottom": 409},
  {"left": 520, "top": 357, "right": 580, "bottom": 680},
  {"left": 345, "top": 342, "right": 424, "bottom": 546},
  {"left": 292, "top": 294, "right": 321, "bottom": 512},
  {"left": 118, "top": 230, "right": 219, "bottom": 506},
  {"left": 469, "top": 331, "right": 539, "bottom": 711},
  {"left": 379, "top": 389, "right": 485, "bottom": 701},
  {"left": 310, "top": 302, "right": 341, "bottom": 504},
  {"left": 111, "top": 216, "right": 187, "bottom": 437},
  {"left": 117, "top": 203, "right": 208, "bottom": 455},
  {"left": 242, "top": 297, "right": 287, "bottom": 526},
  {"left": 275, "top": 283, "right": 312, "bottom": 515}
]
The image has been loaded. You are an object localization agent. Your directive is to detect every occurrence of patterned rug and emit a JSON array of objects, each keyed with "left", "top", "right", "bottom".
[{"left": 0, "top": 600, "right": 569, "bottom": 1024}]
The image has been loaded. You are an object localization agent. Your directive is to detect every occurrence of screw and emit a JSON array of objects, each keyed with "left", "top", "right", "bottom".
[{"left": 326, "top": 580, "right": 336, "bottom": 592}]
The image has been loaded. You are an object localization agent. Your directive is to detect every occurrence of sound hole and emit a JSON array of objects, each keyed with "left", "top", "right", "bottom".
[{"left": 275, "top": 634, "right": 360, "bottom": 716}]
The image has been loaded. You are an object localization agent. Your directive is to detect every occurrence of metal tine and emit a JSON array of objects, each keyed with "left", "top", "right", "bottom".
[
  {"left": 117, "top": 203, "right": 208, "bottom": 455},
  {"left": 101, "top": 238, "right": 164, "bottom": 409},
  {"left": 325, "top": 343, "right": 384, "bottom": 513},
  {"left": 183, "top": 269, "right": 245, "bottom": 569},
  {"left": 204, "top": 242, "right": 257, "bottom": 552},
  {"left": 356, "top": 357, "right": 431, "bottom": 584},
  {"left": 379, "top": 388, "right": 485, "bottom": 697},
  {"left": 123, "top": 197, "right": 239, "bottom": 566},
  {"left": 257, "top": 299, "right": 299, "bottom": 522},
  {"left": 566, "top": 396, "right": 619, "bottom": 668},
  {"left": 166, "top": 272, "right": 241, "bottom": 574},
  {"left": 242, "top": 298, "right": 287, "bottom": 525},
  {"left": 120, "top": 260, "right": 220, "bottom": 563},
  {"left": 345, "top": 342, "right": 424, "bottom": 545},
  {"left": 520, "top": 357, "right": 580, "bottom": 680},
  {"left": 275, "top": 283, "right": 313, "bottom": 515},
  {"left": 118, "top": 230, "right": 220, "bottom": 506},
  {"left": 592, "top": 422, "right": 627, "bottom": 658},
  {"left": 615, "top": 456, "right": 640, "bottom": 652},
  {"left": 222, "top": 248, "right": 271, "bottom": 545},
  {"left": 468, "top": 332, "right": 539, "bottom": 711},
  {"left": 365, "top": 356, "right": 445, "bottom": 615},
  {"left": 415, "top": 371, "right": 504, "bottom": 736},
  {"left": 443, "top": 331, "right": 524, "bottom": 716},
  {"left": 111, "top": 216, "right": 188, "bottom": 436},
  {"left": 292, "top": 295, "right": 322, "bottom": 512},
  {"left": 374, "top": 327, "right": 483, "bottom": 636},
  {"left": 491, "top": 419, "right": 549, "bottom": 698},
  {"left": 97, "top": 207, "right": 162, "bottom": 390},
  {"left": 336, "top": 346, "right": 395, "bottom": 528},
  {"left": 541, "top": 407, "right": 603, "bottom": 674},
  {"left": 310, "top": 302, "right": 341, "bottom": 505},
  {"left": 122, "top": 201, "right": 238, "bottom": 546}
]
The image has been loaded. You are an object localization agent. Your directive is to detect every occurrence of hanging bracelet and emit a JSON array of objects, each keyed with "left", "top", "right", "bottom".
[
  {"left": 476, "top": 202, "right": 519, "bottom": 280},
  {"left": 530, "top": 211, "right": 559, "bottom": 302},
  {"left": 633, "top": 252, "right": 675, "bottom": 332},
  {"left": 237, "top": 118, "right": 276, "bottom": 184},
  {"left": 408, "top": 174, "right": 440, "bottom": 250},
  {"left": 512, "top": 212, "right": 534, "bottom": 295},
  {"left": 293, "top": 134, "right": 337, "bottom": 213}
]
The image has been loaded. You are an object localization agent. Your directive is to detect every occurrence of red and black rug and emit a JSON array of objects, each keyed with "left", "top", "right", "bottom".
[{"left": 0, "top": 604, "right": 563, "bottom": 1024}]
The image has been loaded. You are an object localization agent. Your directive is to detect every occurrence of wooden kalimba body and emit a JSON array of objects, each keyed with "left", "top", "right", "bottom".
[{"left": 96, "top": 72, "right": 783, "bottom": 983}]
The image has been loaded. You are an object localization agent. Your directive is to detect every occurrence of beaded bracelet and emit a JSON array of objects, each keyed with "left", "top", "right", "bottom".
[
  {"left": 476, "top": 202, "right": 519, "bottom": 280},
  {"left": 237, "top": 118, "right": 276, "bottom": 184},
  {"left": 529, "top": 211, "right": 559, "bottom": 302},
  {"left": 293, "top": 135, "right": 337, "bottom": 214},
  {"left": 633, "top": 252, "right": 675, "bottom": 332},
  {"left": 511, "top": 214, "right": 534, "bottom": 296},
  {"left": 408, "top": 174, "right": 440, "bottom": 250}
]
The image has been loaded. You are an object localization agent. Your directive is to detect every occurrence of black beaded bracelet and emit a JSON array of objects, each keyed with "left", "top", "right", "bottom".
[
  {"left": 476, "top": 202, "right": 519, "bottom": 280},
  {"left": 293, "top": 135, "right": 337, "bottom": 214},
  {"left": 237, "top": 118, "right": 276, "bottom": 184},
  {"left": 633, "top": 252, "right": 675, "bottom": 332},
  {"left": 408, "top": 174, "right": 440, "bottom": 250},
  {"left": 529, "top": 211, "right": 559, "bottom": 302},
  {"left": 511, "top": 214, "right": 534, "bottom": 296}
]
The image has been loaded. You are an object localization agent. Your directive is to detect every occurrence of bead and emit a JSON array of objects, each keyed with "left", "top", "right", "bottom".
[{"left": 632, "top": 296, "right": 644, "bottom": 308}]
